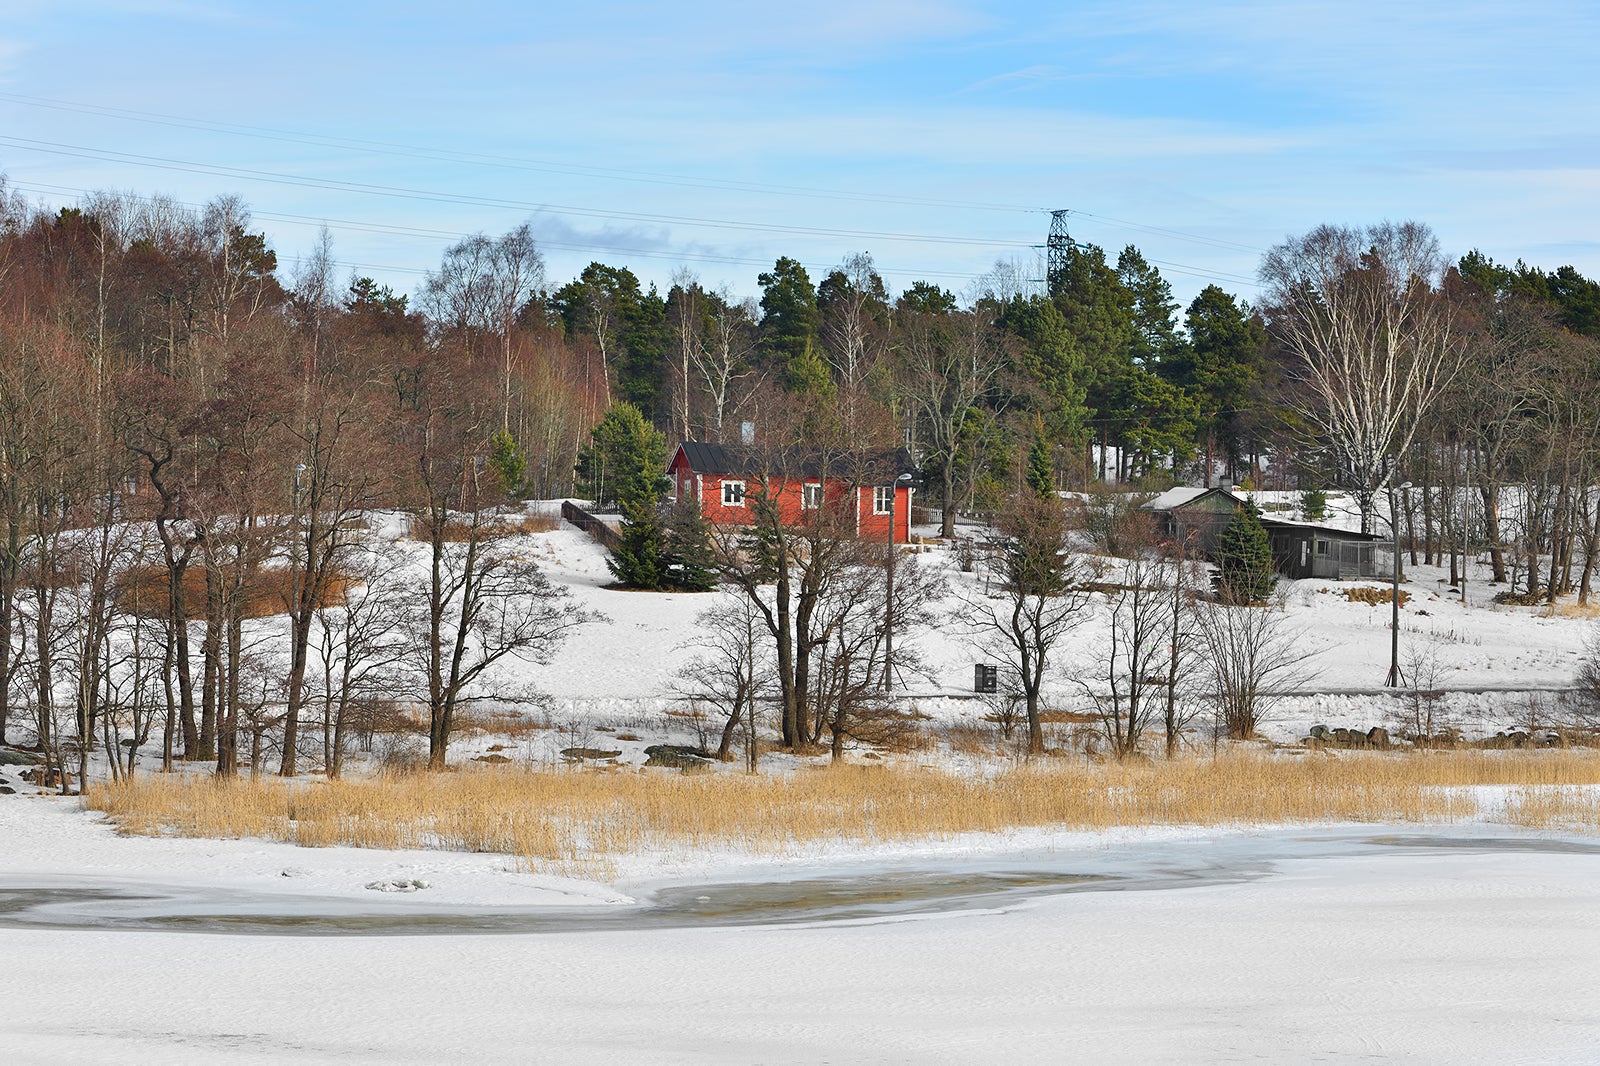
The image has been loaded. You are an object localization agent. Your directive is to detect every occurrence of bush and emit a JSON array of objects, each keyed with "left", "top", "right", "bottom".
[{"left": 1214, "top": 502, "right": 1276, "bottom": 605}]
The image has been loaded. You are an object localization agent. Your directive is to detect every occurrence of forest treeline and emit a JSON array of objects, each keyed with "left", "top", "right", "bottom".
[{"left": 2, "top": 180, "right": 1600, "bottom": 780}]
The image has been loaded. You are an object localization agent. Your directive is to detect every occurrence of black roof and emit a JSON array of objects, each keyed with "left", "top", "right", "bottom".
[
  {"left": 1258, "top": 516, "right": 1379, "bottom": 541},
  {"left": 670, "top": 441, "right": 914, "bottom": 481}
]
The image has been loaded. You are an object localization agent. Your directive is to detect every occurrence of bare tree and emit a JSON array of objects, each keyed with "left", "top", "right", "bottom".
[
  {"left": 961, "top": 493, "right": 1092, "bottom": 754},
  {"left": 419, "top": 225, "right": 546, "bottom": 431},
  {"left": 899, "top": 310, "right": 1006, "bottom": 538},
  {"left": 313, "top": 539, "right": 411, "bottom": 777},
  {"left": 675, "top": 597, "right": 772, "bottom": 767},
  {"left": 1194, "top": 598, "right": 1313, "bottom": 740},
  {"left": 397, "top": 351, "right": 592, "bottom": 770},
  {"left": 1261, "top": 221, "right": 1467, "bottom": 533},
  {"left": 1083, "top": 550, "right": 1172, "bottom": 759},
  {"left": 690, "top": 288, "right": 757, "bottom": 441},
  {"left": 810, "top": 549, "right": 941, "bottom": 760}
]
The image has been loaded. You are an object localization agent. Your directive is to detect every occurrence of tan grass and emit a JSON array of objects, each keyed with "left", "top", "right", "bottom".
[
  {"left": 1501, "top": 785, "right": 1600, "bottom": 830},
  {"left": 406, "top": 512, "right": 558, "bottom": 542},
  {"left": 116, "top": 564, "right": 353, "bottom": 620},
  {"left": 83, "top": 751, "right": 1600, "bottom": 875}
]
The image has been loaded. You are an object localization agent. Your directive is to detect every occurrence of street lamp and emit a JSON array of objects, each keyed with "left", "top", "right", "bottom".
[
  {"left": 884, "top": 471, "right": 914, "bottom": 692},
  {"left": 1385, "top": 480, "right": 1412, "bottom": 688}
]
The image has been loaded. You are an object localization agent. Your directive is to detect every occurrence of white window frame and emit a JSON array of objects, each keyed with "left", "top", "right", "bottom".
[
  {"left": 722, "top": 480, "right": 746, "bottom": 507},
  {"left": 873, "top": 485, "right": 894, "bottom": 515},
  {"left": 802, "top": 482, "right": 823, "bottom": 510}
]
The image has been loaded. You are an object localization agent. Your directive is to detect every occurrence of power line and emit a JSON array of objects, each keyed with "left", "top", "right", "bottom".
[
  {"left": 0, "top": 91, "right": 1046, "bottom": 217},
  {"left": 0, "top": 134, "right": 1047, "bottom": 250},
  {"left": 0, "top": 91, "right": 1277, "bottom": 264}
]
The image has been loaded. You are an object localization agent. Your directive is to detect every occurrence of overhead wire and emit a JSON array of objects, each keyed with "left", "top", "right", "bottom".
[{"left": 0, "top": 90, "right": 1049, "bottom": 217}]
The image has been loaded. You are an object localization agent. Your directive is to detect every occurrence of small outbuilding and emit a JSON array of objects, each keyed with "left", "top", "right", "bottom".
[
  {"left": 1145, "top": 486, "right": 1384, "bottom": 579},
  {"left": 1258, "top": 517, "right": 1385, "bottom": 580}
]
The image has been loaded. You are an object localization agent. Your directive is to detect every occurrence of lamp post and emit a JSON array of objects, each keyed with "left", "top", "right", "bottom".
[
  {"left": 1385, "top": 480, "right": 1412, "bottom": 688},
  {"left": 884, "top": 471, "right": 914, "bottom": 692}
]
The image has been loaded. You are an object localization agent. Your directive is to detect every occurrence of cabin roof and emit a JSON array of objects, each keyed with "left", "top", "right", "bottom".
[{"left": 669, "top": 441, "right": 914, "bottom": 482}]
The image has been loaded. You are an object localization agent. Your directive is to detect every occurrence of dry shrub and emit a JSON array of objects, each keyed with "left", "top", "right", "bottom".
[
  {"left": 84, "top": 751, "right": 1600, "bottom": 875},
  {"left": 115, "top": 565, "right": 352, "bottom": 620},
  {"left": 453, "top": 707, "right": 551, "bottom": 738},
  {"left": 513, "top": 513, "right": 560, "bottom": 534},
  {"left": 1345, "top": 586, "right": 1409, "bottom": 607},
  {"left": 1037, "top": 708, "right": 1098, "bottom": 724},
  {"left": 407, "top": 512, "right": 557, "bottom": 541}
]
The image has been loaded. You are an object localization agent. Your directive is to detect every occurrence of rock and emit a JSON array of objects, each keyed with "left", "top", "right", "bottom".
[
  {"left": 365, "top": 878, "right": 430, "bottom": 893},
  {"left": 1507, "top": 731, "right": 1531, "bottom": 748},
  {"left": 1366, "top": 727, "right": 1391, "bottom": 750},
  {"left": 644, "top": 744, "right": 714, "bottom": 771},
  {"left": 0, "top": 785, "right": 14, "bottom": 795},
  {"left": 560, "top": 747, "right": 622, "bottom": 762},
  {"left": 0, "top": 749, "right": 42, "bottom": 766},
  {"left": 472, "top": 753, "right": 512, "bottom": 764},
  {"left": 1308, "top": 725, "right": 1329, "bottom": 740}
]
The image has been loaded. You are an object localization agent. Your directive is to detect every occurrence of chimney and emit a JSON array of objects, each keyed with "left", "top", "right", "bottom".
[
  {"left": 740, "top": 421, "right": 756, "bottom": 446},
  {"left": 1218, "top": 476, "right": 1233, "bottom": 492}
]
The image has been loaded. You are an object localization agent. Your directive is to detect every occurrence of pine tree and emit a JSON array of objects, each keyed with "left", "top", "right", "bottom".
[
  {"left": 1215, "top": 501, "right": 1276, "bottom": 605},
  {"left": 575, "top": 402, "right": 665, "bottom": 510},
  {"left": 486, "top": 429, "right": 526, "bottom": 497}
]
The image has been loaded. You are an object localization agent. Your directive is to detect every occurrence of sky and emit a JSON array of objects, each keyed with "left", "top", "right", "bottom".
[{"left": 1, "top": 1, "right": 1595, "bottom": 311}]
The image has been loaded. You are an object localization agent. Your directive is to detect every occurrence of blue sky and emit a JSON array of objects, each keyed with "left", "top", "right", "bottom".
[{"left": 2, "top": 1, "right": 1595, "bottom": 309}]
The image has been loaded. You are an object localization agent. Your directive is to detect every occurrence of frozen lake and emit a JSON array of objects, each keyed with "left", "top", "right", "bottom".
[{"left": 6, "top": 824, "right": 1600, "bottom": 1062}]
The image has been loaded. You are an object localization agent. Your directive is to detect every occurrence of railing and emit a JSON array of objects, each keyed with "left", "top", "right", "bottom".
[{"left": 561, "top": 500, "right": 621, "bottom": 551}]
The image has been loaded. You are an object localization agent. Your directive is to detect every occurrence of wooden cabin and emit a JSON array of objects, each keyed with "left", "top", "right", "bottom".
[{"left": 666, "top": 442, "right": 915, "bottom": 544}]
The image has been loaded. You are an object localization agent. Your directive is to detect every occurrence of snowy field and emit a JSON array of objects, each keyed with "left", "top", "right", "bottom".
[
  {"left": 504, "top": 505, "right": 1595, "bottom": 762},
  {"left": 5, "top": 792, "right": 1600, "bottom": 1063},
  {"left": 7, "top": 503, "right": 1600, "bottom": 1062}
]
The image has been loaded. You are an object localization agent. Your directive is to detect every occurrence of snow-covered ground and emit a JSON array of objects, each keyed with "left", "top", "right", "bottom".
[
  {"left": 5, "top": 792, "right": 1600, "bottom": 1063},
  {"left": 516, "top": 509, "right": 1595, "bottom": 758},
  {"left": 8, "top": 503, "right": 1600, "bottom": 1061}
]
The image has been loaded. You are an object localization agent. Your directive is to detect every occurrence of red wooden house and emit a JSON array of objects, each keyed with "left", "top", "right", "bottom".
[{"left": 666, "top": 441, "right": 915, "bottom": 544}]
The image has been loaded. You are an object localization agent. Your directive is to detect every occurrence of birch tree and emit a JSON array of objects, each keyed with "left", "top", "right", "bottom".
[{"left": 1260, "top": 222, "right": 1466, "bottom": 533}]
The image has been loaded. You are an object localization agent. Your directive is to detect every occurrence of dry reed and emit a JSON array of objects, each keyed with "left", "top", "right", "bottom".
[
  {"left": 116, "top": 564, "right": 353, "bottom": 619},
  {"left": 84, "top": 751, "right": 1600, "bottom": 875}
]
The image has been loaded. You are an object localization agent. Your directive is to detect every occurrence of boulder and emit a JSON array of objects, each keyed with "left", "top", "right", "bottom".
[
  {"left": 1308, "top": 725, "right": 1330, "bottom": 741},
  {"left": 1366, "top": 727, "right": 1392, "bottom": 750},
  {"left": 560, "top": 747, "right": 622, "bottom": 762},
  {"left": 644, "top": 744, "right": 715, "bottom": 771}
]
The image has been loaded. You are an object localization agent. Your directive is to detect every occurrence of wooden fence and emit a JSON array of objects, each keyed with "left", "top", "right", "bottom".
[{"left": 561, "top": 500, "right": 621, "bottom": 551}]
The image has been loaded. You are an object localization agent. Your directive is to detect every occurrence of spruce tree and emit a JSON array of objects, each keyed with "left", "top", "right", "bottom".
[
  {"left": 662, "top": 496, "right": 717, "bottom": 591},
  {"left": 1215, "top": 501, "right": 1276, "bottom": 605},
  {"left": 608, "top": 477, "right": 666, "bottom": 589},
  {"left": 1025, "top": 417, "right": 1054, "bottom": 497}
]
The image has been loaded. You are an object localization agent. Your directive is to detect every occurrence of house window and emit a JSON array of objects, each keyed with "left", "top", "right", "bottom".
[
  {"left": 873, "top": 486, "right": 894, "bottom": 515},
  {"left": 722, "top": 480, "right": 746, "bottom": 507},
  {"left": 1315, "top": 539, "right": 1329, "bottom": 557},
  {"left": 802, "top": 482, "right": 823, "bottom": 510}
]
